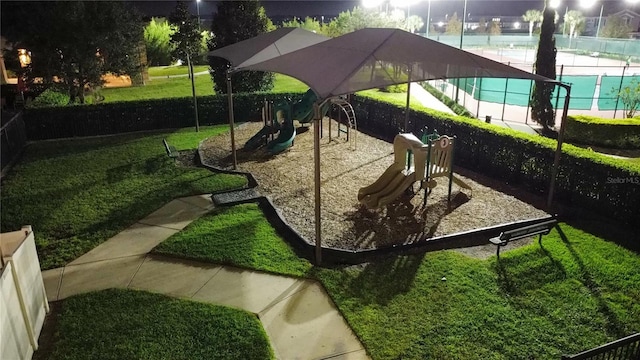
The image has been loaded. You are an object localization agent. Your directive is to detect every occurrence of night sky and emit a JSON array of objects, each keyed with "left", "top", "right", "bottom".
[{"left": 130, "top": 0, "right": 634, "bottom": 20}]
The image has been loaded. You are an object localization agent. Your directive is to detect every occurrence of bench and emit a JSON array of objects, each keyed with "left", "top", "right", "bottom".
[
  {"left": 163, "top": 138, "right": 178, "bottom": 158},
  {"left": 489, "top": 219, "right": 557, "bottom": 258}
]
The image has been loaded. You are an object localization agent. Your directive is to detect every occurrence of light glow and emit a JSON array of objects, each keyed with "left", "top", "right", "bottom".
[
  {"left": 549, "top": 0, "right": 561, "bottom": 9},
  {"left": 580, "top": 0, "right": 597, "bottom": 8},
  {"left": 390, "top": 0, "right": 422, "bottom": 8},
  {"left": 362, "top": 0, "right": 385, "bottom": 8}
]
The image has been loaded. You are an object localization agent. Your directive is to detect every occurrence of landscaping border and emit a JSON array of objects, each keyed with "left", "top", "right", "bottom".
[{"left": 196, "top": 135, "right": 558, "bottom": 265}]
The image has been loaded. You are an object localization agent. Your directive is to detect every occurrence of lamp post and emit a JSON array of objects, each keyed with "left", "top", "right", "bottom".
[
  {"left": 196, "top": 0, "right": 201, "bottom": 30},
  {"left": 595, "top": 3, "right": 603, "bottom": 38},
  {"left": 426, "top": 0, "right": 432, "bottom": 37},
  {"left": 455, "top": 0, "right": 468, "bottom": 103}
]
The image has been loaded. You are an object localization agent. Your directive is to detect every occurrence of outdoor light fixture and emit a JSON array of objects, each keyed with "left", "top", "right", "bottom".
[
  {"left": 513, "top": 21, "right": 521, "bottom": 29},
  {"left": 17, "top": 49, "right": 31, "bottom": 68},
  {"left": 549, "top": 0, "right": 561, "bottom": 8}
]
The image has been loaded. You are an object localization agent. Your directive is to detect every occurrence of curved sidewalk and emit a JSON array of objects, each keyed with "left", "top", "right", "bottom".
[{"left": 41, "top": 194, "right": 369, "bottom": 360}]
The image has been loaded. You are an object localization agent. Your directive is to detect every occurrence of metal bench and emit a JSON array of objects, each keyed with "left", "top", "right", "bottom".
[
  {"left": 489, "top": 219, "right": 557, "bottom": 258},
  {"left": 163, "top": 138, "right": 178, "bottom": 158}
]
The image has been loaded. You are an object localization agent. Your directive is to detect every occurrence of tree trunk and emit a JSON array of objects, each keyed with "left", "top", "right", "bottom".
[{"left": 529, "top": 22, "right": 534, "bottom": 37}]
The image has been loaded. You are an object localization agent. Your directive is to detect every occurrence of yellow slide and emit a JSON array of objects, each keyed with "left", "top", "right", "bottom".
[{"left": 358, "top": 134, "right": 428, "bottom": 209}]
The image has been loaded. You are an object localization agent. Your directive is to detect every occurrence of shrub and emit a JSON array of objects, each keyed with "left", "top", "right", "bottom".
[
  {"left": 564, "top": 115, "right": 640, "bottom": 149},
  {"left": 381, "top": 84, "right": 408, "bottom": 93},
  {"left": 23, "top": 92, "right": 304, "bottom": 140},
  {"left": 27, "top": 87, "right": 69, "bottom": 108}
]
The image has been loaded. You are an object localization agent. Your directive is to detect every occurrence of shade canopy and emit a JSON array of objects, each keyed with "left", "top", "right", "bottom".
[
  {"left": 240, "top": 28, "right": 557, "bottom": 99},
  {"left": 208, "top": 27, "right": 329, "bottom": 69}
]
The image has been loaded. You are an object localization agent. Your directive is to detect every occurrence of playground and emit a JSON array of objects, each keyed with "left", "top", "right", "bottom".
[{"left": 201, "top": 119, "right": 548, "bottom": 255}]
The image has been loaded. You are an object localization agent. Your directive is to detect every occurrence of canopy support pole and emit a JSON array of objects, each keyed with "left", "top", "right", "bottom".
[
  {"left": 404, "top": 66, "right": 412, "bottom": 133},
  {"left": 547, "top": 83, "right": 571, "bottom": 209},
  {"left": 313, "top": 102, "right": 323, "bottom": 265},
  {"left": 226, "top": 69, "right": 238, "bottom": 169}
]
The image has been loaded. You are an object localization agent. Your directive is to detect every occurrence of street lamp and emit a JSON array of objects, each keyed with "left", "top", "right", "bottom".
[
  {"left": 455, "top": 0, "right": 468, "bottom": 103},
  {"left": 580, "top": 0, "right": 603, "bottom": 38},
  {"left": 426, "top": 0, "right": 432, "bottom": 37},
  {"left": 196, "top": 0, "right": 201, "bottom": 30}
]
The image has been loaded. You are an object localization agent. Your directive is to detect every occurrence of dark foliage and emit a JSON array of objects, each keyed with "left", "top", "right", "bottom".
[
  {"left": 531, "top": 0, "right": 557, "bottom": 131},
  {"left": 1, "top": 2, "right": 144, "bottom": 104},
  {"left": 208, "top": 0, "right": 274, "bottom": 94}
]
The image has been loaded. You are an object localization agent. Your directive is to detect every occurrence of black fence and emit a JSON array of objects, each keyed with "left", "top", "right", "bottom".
[
  {"left": 561, "top": 333, "right": 640, "bottom": 360},
  {"left": 1, "top": 111, "right": 27, "bottom": 175}
]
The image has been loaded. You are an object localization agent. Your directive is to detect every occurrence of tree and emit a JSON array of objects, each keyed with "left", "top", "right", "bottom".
[
  {"left": 489, "top": 20, "right": 502, "bottom": 35},
  {"left": 600, "top": 15, "right": 633, "bottom": 39},
  {"left": 612, "top": 79, "right": 640, "bottom": 118},
  {"left": 564, "top": 10, "right": 585, "bottom": 38},
  {"left": 282, "top": 16, "right": 324, "bottom": 35},
  {"left": 522, "top": 9, "right": 542, "bottom": 37},
  {"left": 169, "top": 2, "right": 204, "bottom": 65},
  {"left": 445, "top": 13, "right": 462, "bottom": 35},
  {"left": 0, "top": 2, "right": 144, "bottom": 103},
  {"left": 531, "top": 0, "right": 557, "bottom": 131},
  {"left": 324, "top": 7, "right": 403, "bottom": 37},
  {"left": 144, "top": 18, "right": 175, "bottom": 66},
  {"left": 209, "top": 0, "right": 275, "bottom": 93},
  {"left": 407, "top": 15, "right": 424, "bottom": 33},
  {"left": 475, "top": 18, "right": 488, "bottom": 34}
]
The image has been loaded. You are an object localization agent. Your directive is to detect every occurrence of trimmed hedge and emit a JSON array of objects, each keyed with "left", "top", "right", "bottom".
[
  {"left": 22, "top": 91, "right": 640, "bottom": 228},
  {"left": 23, "top": 93, "right": 303, "bottom": 140},
  {"left": 564, "top": 115, "right": 640, "bottom": 149},
  {"left": 352, "top": 94, "right": 640, "bottom": 228}
]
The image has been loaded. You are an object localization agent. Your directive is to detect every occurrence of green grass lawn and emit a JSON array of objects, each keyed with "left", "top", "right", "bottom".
[
  {"left": 0, "top": 126, "right": 247, "bottom": 269},
  {"left": 155, "top": 203, "right": 312, "bottom": 277},
  {"left": 147, "top": 65, "right": 210, "bottom": 77},
  {"left": 101, "top": 74, "right": 307, "bottom": 103},
  {"left": 157, "top": 203, "right": 640, "bottom": 360},
  {"left": 38, "top": 289, "right": 273, "bottom": 360}
]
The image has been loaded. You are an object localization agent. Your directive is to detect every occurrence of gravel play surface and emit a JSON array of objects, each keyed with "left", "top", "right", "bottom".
[{"left": 200, "top": 120, "right": 549, "bottom": 253}]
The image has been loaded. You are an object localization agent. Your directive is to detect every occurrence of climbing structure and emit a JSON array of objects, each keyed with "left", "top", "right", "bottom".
[
  {"left": 358, "top": 133, "right": 472, "bottom": 210},
  {"left": 329, "top": 97, "right": 357, "bottom": 149}
]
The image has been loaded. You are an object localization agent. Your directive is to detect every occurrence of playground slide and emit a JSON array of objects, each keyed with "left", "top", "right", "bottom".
[
  {"left": 245, "top": 89, "right": 321, "bottom": 154},
  {"left": 244, "top": 124, "right": 276, "bottom": 151},
  {"left": 265, "top": 89, "right": 322, "bottom": 154},
  {"left": 358, "top": 164, "right": 417, "bottom": 209},
  {"left": 267, "top": 119, "right": 295, "bottom": 154},
  {"left": 357, "top": 163, "right": 404, "bottom": 202}
]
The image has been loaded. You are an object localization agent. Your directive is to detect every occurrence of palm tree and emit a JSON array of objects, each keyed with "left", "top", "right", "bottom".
[
  {"left": 407, "top": 15, "right": 424, "bottom": 33},
  {"left": 522, "top": 9, "right": 542, "bottom": 37},
  {"left": 564, "top": 10, "right": 585, "bottom": 38}
]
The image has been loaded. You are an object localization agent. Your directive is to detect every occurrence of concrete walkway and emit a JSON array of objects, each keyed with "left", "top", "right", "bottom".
[
  {"left": 410, "top": 82, "right": 455, "bottom": 115},
  {"left": 410, "top": 82, "right": 544, "bottom": 136},
  {"left": 149, "top": 70, "right": 209, "bottom": 80},
  {"left": 42, "top": 194, "right": 369, "bottom": 360}
]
